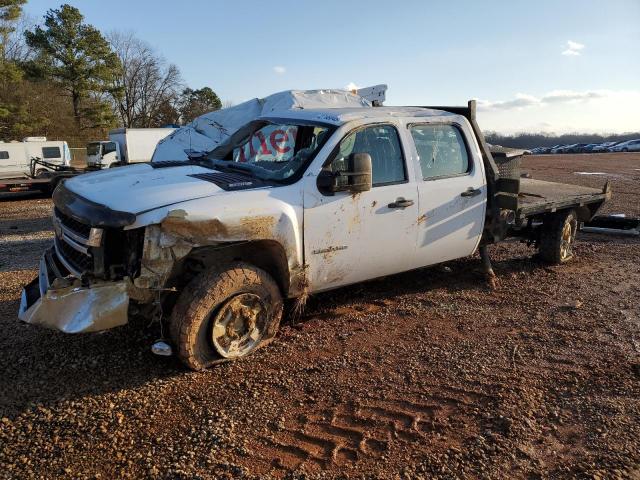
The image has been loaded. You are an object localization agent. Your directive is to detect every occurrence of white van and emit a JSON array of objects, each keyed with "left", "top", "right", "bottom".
[{"left": 0, "top": 138, "right": 71, "bottom": 179}]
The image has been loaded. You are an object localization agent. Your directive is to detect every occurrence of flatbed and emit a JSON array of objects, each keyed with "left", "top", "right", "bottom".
[
  {"left": 0, "top": 159, "right": 97, "bottom": 195},
  {"left": 517, "top": 178, "right": 610, "bottom": 218}
]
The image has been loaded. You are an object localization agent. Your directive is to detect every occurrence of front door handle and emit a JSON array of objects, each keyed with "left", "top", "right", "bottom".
[
  {"left": 461, "top": 187, "right": 481, "bottom": 198},
  {"left": 388, "top": 197, "right": 414, "bottom": 208}
]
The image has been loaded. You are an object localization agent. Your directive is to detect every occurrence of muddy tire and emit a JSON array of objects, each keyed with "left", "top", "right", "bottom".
[
  {"left": 169, "top": 262, "right": 283, "bottom": 370},
  {"left": 538, "top": 209, "right": 578, "bottom": 265}
]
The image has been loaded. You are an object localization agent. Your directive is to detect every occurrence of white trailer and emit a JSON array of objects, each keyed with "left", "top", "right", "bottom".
[
  {"left": 88, "top": 128, "right": 175, "bottom": 168},
  {"left": 0, "top": 138, "right": 71, "bottom": 179}
]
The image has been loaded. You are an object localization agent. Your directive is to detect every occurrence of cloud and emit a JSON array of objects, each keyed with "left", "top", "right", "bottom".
[
  {"left": 541, "top": 90, "right": 605, "bottom": 103},
  {"left": 477, "top": 89, "right": 609, "bottom": 110},
  {"left": 478, "top": 90, "right": 640, "bottom": 134},
  {"left": 562, "top": 40, "right": 585, "bottom": 56},
  {"left": 273, "top": 66, "right": 286, "bottom": 74},
  {"left": 344, "top": 82, "right": 360, "bottom": 92},
  {"left": 477, "top": 93, "right": 539, "bottom": 110}
]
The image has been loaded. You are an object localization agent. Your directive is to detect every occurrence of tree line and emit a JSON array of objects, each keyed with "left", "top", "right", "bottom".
[
  {"left": 0, "top": 2, "right": 222, "bottom": 146},
  {"left": 484, "top": 132, "right": 640, "bottom": 149}
]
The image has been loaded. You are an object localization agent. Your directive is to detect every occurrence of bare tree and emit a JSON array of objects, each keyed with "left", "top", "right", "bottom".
[
  {"left": 1, "top": 12, "right": 35, "bottom": 63},
  {"left": 108, "top": 30, "right": 183, "bottom": 127}
]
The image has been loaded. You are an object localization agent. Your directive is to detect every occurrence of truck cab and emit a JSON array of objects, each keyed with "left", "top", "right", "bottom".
[
  {"left": 87, "top": 128, "right": 175, "bottom": 168},
  {"left": 19, "top": 104, "right": 609, "bottom": 370},
  {"left": 86, "top": 141, "right": 121, "bottom": 168}
]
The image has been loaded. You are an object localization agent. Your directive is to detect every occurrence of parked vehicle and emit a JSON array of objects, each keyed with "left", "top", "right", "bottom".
[
  {"left": 0, "top": 158, "right": 96, "bottom": 195},
  {"left": 612, "top": 139, "right": 640, "bottom": 152},
  {"left": 0, "top": 137, "right": 71, "bottom": 180},
  {"left": 566, "top": 143, "right": 589, "bottom": 153},
  {"left": 580, "top": 143, "right": 600, "bottom": 153},
  {"left": 19, "top": 99, "right": 610, "bottom": 370},
  {"left": 529, "top": 147, "right": 548, "bottom": 154},
  {"left": 591, "top": 142, "right": 617, "bottom": 152},
  {"left": 87, "top": 128, "right": 175, "bottom": 168},
  {"left": 550, "top": 144, "right": 566, "bottom": 154}
]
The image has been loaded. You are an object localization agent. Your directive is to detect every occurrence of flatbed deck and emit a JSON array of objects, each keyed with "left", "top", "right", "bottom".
[
  {"left": 0, "top": 159, "right": 97, "bottom": 195},
  {"left": 517, "top": 178, "right": 610, "bottom": 218}
]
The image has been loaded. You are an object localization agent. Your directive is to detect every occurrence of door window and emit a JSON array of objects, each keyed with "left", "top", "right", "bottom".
[
  {"left": 103, "top": 142, "right": 117, "bottom": 155},
  {"left": 42, "top": 146, "right": 61, "bottom": 159},
  {"left": 0, "top": 151, "right": 8, "bottom": 160},
  {"left": 410, "top": 124, "right": 469, "bottom": 180},
  {"left": 329, "top": 124, "right": 406, "bottom": 187}
]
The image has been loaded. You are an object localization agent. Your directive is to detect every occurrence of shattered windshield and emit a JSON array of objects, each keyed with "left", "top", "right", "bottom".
[{"left": 207, "top": 121, "right": 332, "bottom": 182}]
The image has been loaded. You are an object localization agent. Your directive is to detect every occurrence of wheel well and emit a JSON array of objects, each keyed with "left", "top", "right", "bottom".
[{"left": 170, "top": 240, "right": 290, "bottom": 296}]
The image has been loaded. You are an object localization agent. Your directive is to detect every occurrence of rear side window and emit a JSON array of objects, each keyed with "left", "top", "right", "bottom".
[
  {"left": 331, "top": 124, "right": 406, "bottom": 186},
  {"left": 410, "top": 124, "right": 469, "bottom": 180},
  {"left": 0, "top": 151, "right": 8, "bottom": 160},
  {"left": 42, "top": 146, "right": 61, "bottom": 159}
]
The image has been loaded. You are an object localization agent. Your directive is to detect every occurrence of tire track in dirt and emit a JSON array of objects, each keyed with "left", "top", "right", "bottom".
[{"left": 259, "top": 385, "right": 493, "bottom": 472}]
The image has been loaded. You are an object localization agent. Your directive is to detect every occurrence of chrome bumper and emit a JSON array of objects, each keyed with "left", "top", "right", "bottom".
[{"left": 18, "top": 247, "right": 130, "bottom": 333}]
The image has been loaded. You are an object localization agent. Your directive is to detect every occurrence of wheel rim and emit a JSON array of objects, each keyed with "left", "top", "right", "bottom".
[
  {"left": 210, "top": 293, "right": 267, "bottom": 358},
  {"left": 560, "top": 220, "right": 575, "bottom": 261}
]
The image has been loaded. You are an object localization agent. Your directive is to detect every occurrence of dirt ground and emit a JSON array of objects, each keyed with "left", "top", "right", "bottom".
[{"left": 0, "top": 153, "right": 638, "bottom": 479}]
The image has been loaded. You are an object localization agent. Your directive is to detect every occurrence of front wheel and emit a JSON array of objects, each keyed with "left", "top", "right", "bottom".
[
  {"left": 169, "top": 262, "right": 283, "bottom": 370},
  {"left": 538, "top": 209, "right": 578, "bottom": 265}
]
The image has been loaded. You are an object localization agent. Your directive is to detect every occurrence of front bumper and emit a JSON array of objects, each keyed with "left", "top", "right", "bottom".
[{"left": 18, "top": 247, "right": 130, "bottom": 333}]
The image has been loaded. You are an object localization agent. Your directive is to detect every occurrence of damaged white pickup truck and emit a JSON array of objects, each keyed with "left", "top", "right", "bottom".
[{"left": 19, "top": 96, "right": 610, "bottom": 370}]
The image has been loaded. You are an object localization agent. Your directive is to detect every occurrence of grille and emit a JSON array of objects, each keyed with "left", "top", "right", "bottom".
[
  {"left": 54, "top": 208, "right": 91, "bottom": 237},
  {"left": 55, "top": 236, "right": 94, "bottom": 273},
  {"left": 53, "top": 208, "right": 96, "bottom": 275}
]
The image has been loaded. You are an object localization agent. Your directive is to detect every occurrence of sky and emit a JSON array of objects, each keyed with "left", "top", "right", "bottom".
[{"left": 23, "top": 0, "right": 640, "bottom": 134}]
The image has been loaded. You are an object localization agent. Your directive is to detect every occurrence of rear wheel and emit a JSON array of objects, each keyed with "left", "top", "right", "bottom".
[
  {"left": 538, "top": 209, "right": 578, "bottom": 265},
  {"left": 169, "top": 262, "right": 283, "bottom": 370}
]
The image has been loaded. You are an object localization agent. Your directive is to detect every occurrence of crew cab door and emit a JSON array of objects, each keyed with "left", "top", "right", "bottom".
[
  {"left": 303, "top": 123, "right": 418, "bottom": 292},
  {"left": 409, "top": 123, "right": 486, "bottom": 266}
]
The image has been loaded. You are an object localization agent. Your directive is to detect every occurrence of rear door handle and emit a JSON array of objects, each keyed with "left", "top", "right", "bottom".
[
  {"left": 461, "top": 187, "right": 481, "bottom": 197},
  {"left": 388, "top": 197, "right": 414, "bottom": 208}
]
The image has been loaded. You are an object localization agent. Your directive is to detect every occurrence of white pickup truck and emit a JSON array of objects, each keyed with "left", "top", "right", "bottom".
[{"left": 19, "top": 101, "right": 610, "bottom": 370}]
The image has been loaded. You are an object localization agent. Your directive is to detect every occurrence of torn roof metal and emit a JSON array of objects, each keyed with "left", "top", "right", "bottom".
[
  {"left": 152, "top": 85, "right": 464, "bottom": 165},
  {"left": 263, "top": 106, "right": 459, "bottom": 126},
  {"left": 153, "top": 87, "right": 394, "bottom": 162}
]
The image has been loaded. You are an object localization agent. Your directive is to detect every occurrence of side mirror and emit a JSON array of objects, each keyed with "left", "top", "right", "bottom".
[
  {"left": 317, "top": 152, "right": 372, "bottom": 194},
  {"left": 348, "top": 152, "right": 372, "bottom": 193}
]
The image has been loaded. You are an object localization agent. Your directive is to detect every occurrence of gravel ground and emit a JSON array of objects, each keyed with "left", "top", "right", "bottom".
[{"left": 0, "top": 154, "right": 638, "bottom": 479}]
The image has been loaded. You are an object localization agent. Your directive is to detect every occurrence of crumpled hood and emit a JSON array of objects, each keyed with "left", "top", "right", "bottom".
[{"left": 63, "top": 164, "right": 225, "bottom": 214}]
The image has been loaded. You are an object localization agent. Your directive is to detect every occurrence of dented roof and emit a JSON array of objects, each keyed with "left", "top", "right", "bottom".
[{"left": 263, "top": 106, "right": 459, "bottom": 126}]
